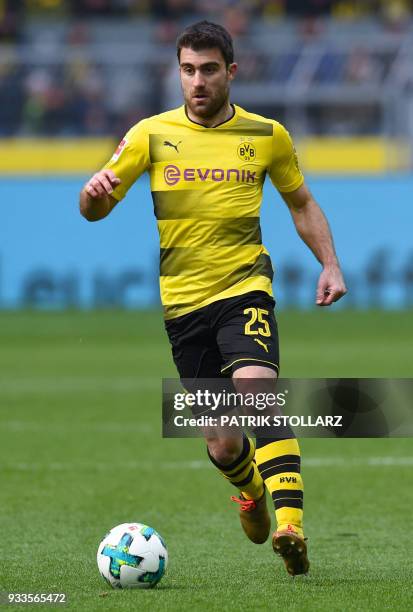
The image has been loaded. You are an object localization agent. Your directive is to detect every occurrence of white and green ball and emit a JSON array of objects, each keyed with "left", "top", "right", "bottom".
[{"left": 97, "top": 522, "right": 168, "bottom": 589}]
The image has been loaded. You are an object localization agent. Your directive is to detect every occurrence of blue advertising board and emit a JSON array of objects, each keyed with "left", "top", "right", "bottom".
[{"left": 1, "top": 175, "right": 412, "bottom": 309}]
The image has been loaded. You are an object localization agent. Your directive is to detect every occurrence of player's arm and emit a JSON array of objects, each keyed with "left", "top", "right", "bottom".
[
  {"left": 79, "top": 169, "right": 121, "bottom": 222},
  {"left": 80, "top": 119, "right": 150, "bottom": 222},
  {"left": 281, "top": 183, "right": 347, "bottom": 306}
]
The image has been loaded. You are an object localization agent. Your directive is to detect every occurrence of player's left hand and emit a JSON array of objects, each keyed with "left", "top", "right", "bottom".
[{"left": 316, "top": 265, "right": 347, "bottom": 306}]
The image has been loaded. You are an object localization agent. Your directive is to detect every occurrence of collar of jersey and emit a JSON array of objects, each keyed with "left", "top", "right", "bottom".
[{"left": 182, "top": 104, "right": 238, "bottom": 130}]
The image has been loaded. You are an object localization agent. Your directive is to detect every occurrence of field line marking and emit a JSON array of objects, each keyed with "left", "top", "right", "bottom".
[{"left": 1, "top": 456, "right": 413, "bottom": 472}]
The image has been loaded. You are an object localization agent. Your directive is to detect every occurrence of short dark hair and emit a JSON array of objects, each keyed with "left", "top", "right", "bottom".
[{"left": 176, "top": 20, "right": 234, "bottom": 67}]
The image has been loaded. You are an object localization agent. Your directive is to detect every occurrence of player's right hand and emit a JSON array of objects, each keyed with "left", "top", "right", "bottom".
[{"left": 84, "top": 170, "right": 121, "bottom": 198}]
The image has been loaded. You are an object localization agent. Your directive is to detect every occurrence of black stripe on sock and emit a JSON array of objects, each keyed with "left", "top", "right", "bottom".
[
  {"left": 207, "top": 435, "right": 250, "bottom": 472},
  {"left": 228, "top": 461, "right": 252, "bottom": 479},
  {"left": 273, "top": 498, "right": 303, "bottom": 510},
  {"left": 258, "top": 455, "right": 301, "bottom": 477},
  {"left": 272, "top": 489, "right": 303, "bottom": 501},
  {"left": 231, "top": 466, "right": 254, "bottom": 488},
  {"left": 271, "top": 489, "right": 303, "bottom": 509}
]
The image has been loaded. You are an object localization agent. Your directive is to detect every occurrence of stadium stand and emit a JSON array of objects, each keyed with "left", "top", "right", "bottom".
[{"left": 1, "top": 1, "right": 413, "bottom": 142}]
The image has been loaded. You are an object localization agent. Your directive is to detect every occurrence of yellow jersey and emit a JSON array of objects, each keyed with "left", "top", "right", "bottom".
[{"left": 104, "top": 104, "right": 304, "bottom": 319}]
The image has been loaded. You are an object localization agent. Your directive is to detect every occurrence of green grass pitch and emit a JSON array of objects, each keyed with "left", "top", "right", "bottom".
[{"left": 0, "top": 310, "right": 412, "bottom": 611}]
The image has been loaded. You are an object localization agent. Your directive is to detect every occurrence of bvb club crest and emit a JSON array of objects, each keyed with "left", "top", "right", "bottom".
[{"left": 237, "top": 140, "right": 256, "bottom": 162}]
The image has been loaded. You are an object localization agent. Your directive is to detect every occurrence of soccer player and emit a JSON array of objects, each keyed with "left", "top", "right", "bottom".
[{"left": 79, "top": 21, "right": 346, "bottom": 576}]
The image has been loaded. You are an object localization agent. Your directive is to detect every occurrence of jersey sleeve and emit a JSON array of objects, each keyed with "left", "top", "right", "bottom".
[
  {"left": 102, "top": 119, "right": 150, "bottom": 201},
  {"left": 267, "top": 122, "right": 304, "bottom": 193}
]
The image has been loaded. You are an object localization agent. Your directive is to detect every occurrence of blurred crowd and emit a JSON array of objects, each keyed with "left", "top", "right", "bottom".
[
  {"left": 0, "top": 0, "right": 412, "bottom": 137},
  {"left": 0, "top": 39, "right": 396, "bottom": 137},
  {"left": 0, "top": 57, "right": 157, "bottom": 137},
  {"left": 2, "top": 1, "right": 413, "bottom": 40}
]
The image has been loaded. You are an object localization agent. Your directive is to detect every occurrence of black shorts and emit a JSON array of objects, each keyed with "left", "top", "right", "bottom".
[{"left": 164, "top": 291, "right": 279, "bottom": 380}]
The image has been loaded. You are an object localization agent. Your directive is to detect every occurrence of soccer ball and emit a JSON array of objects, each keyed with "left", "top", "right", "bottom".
[{"left": 97, "top": 522, "right": 168, "bottom": 589}]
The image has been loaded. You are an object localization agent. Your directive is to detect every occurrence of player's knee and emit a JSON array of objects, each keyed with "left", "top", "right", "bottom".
[
  {"left": 233, "top": 365, "right": 277, "bottom": 378},
  {"left": 233, "top": 365, "right": 277, "bottom": 384},
  {"left": 232, "top": 373, "right": 277, "bottom": 396},
  {"left": 207, "top": 438, "right": 243, "bottom": 466}
]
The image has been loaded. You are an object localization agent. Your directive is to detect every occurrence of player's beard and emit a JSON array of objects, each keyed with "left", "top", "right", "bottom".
[{"left": 184, "top": 81, "right": 230, "bottom": 121}]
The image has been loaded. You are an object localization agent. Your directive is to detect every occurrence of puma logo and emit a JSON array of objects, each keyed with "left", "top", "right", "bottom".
[
  {"left": 254, "top": 338, "right": 269, "bottom": 353},
  {"left": 164, "top": 140, "right": 182, "bottom": 153}
]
